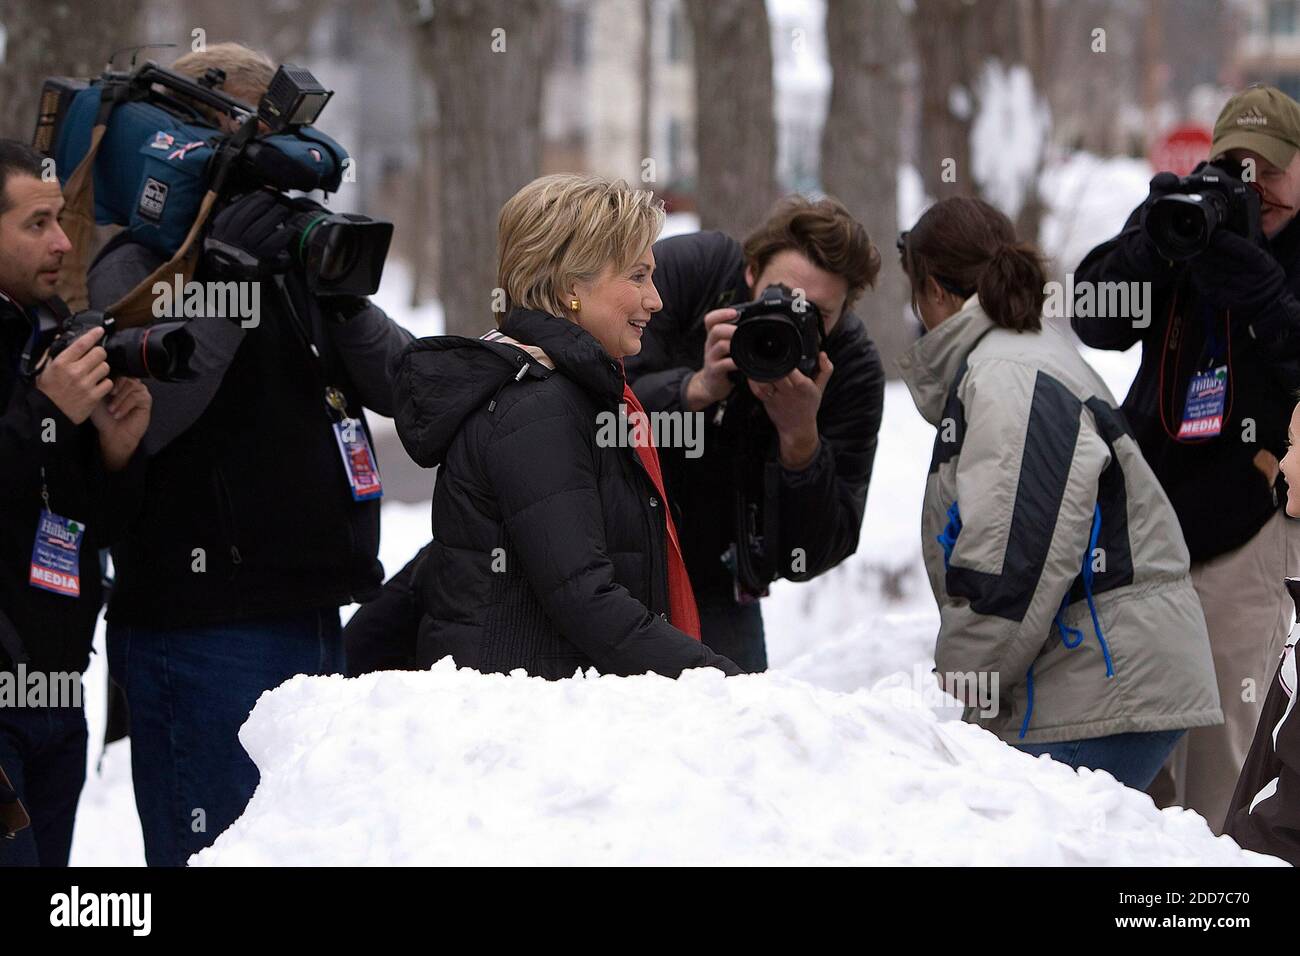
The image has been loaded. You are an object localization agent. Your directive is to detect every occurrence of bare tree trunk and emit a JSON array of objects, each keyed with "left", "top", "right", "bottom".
[
  {"left": 639, "top": 0, "right": 654, "bottom": 177},
  {"left": 821, "top": 0, "right": 912, "bottom": 377},
  {"left": 415, "top": 0, "right": 553, "bottom": 339},
  {"left": 1013, "top": 0, "right": 1047, "bottom": 243},
  {"left": 912, "top": 0, "right": 983, "bottom": 203},
  {"left": 0, "top": 0, "right": 144, "bottom": 140},
  {"left": 911, "top": 0, "right": 1049, "bottom": 242},
  {"left": 683, "top": 0, "right": 777, "bottom": 236}
]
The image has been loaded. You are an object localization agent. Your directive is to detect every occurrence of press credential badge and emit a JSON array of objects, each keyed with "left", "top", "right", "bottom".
[
  {"left": 1178, "top": 365, "right": 1227, "bottom": 439},
  {"left": 333, "top": 418, "right": 383, "bottom": 501},
  {"left": 30, "top": 509, "right": 85, "bottom": 597}
]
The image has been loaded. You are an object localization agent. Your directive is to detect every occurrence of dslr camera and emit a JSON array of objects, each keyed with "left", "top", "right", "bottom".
[
  {"left": 728, "top": 283, "right": 824, "bottom": 382},
  {"left": 1142, "top": 161, "right": 1262, "bottom": 260},
  {"left": 46, "top": 311, "right": 195, "bottom": 382}
]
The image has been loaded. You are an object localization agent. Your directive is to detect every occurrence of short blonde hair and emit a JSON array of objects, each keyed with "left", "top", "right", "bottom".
[
  {"left": 496, "top": 173, "right": 665, "bottom": 322},
  {"left": 171, "top": 42, "right": 275, "bottom": 110}
]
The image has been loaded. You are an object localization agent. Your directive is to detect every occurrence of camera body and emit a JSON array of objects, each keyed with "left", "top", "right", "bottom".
[
  {"left": 1142, "top": 161, "right": 1263, "bottom": 260},
  {"left": 46, "top": 311, "right": 195, "bottom": 382},
  {"left": 728, "top": 283, "right": 824, "bottom": 383}
]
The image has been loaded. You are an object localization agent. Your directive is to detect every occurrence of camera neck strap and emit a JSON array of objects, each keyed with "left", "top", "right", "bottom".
[
  {"left": 268, "top": 273, "right": 351, "bottom": 422},
  {"left": 105, "top": 189, "right": 220, "bottom": 329},
  {"left": 726, "top": 392, "right": 782, "bottom": 596}
]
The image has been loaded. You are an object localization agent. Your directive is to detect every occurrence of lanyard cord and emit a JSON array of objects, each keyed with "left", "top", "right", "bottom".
[
  {"left": 270, "top": 274, "right": 350, "bottom": 421},
  {"left": 1157, "top": 289, "right": 1235, "bottom": 444}
]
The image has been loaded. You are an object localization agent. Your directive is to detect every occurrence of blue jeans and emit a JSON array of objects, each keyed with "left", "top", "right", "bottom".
[
  {"left": 1015, "top": 729, "right": 1185, "bottom": 790},
  {"left": 699, "top": 600, "right": 767, "bottom": 673},
  {"left": 0, "top": 704, "right": 87, "bottom": 867},
  {"left": 108, "top": 609, "right": 343, "bottom": 867}
]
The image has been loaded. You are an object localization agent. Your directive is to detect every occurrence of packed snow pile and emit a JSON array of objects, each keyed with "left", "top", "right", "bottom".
[{"left": 191, "top": 659, "right": 1278, "bottom": 867}]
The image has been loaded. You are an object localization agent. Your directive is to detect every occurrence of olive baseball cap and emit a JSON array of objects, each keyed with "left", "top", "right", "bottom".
[{"left": 1211, "top": 84, "right": 1300, "bottom": 170}]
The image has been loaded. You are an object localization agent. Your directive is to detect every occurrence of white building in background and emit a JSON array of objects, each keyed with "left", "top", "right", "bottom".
[{"left": 1235, "top": 0, "right": 1300, "bottom": 100}]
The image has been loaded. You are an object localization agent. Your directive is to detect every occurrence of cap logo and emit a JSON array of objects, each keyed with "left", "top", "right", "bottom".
[{"left": 1237, "top": 105, "right": 1269, "bottom": 127}]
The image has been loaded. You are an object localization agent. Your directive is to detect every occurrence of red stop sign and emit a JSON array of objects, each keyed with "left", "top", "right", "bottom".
[{"left": 1150, "top": 124, "right": 1214, "bottom": 177}]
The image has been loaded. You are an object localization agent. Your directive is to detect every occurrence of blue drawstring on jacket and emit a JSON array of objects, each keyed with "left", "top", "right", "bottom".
[
  {"left": 936, "top": 501, "right": 962, "bottom": 570},
  {"left": 1019, "top": 503, "right": 1114, "bottom": 739}
]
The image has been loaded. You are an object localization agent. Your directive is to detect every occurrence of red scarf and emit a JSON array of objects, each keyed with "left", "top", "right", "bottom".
[{"left": 620, "top": 380, "right": 702, "bottom": 640}]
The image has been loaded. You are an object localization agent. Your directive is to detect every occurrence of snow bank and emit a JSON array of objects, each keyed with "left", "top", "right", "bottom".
[{"left": 191, "top": 659, "right": 1277, "bottom": 867}]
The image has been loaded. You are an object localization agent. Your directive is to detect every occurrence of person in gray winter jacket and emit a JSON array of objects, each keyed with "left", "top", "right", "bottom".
[{"left": 896, "top": 196, "right": 1222, "bottom": 789}]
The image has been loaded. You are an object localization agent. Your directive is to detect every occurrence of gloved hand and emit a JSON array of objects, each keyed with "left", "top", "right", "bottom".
[
  {"left": 1144, "top": 171, "right": 1183, "bottom": 209},
  {"left": 1189, "top": 229, "right": 1286, "bottom": 317},
  {"left": 202, "top": 189, "right": 294, "bottom": 279}
]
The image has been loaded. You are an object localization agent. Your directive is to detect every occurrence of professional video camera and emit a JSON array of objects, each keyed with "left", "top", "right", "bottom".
[
  {"left": 46, "top": 311, "right": 195, "bottom": 382},
  {"left": 1142, "top": 160, "right": 1262, "bottom": 261},
  {"left": 728, "top": 283, "right": 824, "bottom": 382},
  {"left": 32, "top": 59, "right": 392, "bottom": 297}
]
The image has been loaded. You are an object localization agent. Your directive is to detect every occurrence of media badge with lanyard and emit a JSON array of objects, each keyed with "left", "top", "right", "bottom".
[
  {"left": 271, "top": 274, "right": 384, "bottom": 502},
  {"left": 327, "top": 386, "right": 383, "bottom": 501},
  {"left": 1175, "top": 301, "right": 1230, "bottom": 441},
  {"left": 28, "top": 468, "right": 86, "bottom": 598}
]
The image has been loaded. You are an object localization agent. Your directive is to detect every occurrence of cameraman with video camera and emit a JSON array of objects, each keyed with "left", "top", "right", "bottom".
[
  {"left": 0, "top": 140, "right": 151, "bottom": 866},
  {"left": 1074, "top": 85, "right": 1300, "bottom": 831},
  {"left": 84, "top": 44, "right": 412, "bottom": 866},
  {"left": 624, "top": 197, "right": 885, "bottom": 671}
]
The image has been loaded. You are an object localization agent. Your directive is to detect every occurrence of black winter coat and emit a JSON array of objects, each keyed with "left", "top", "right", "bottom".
[
  {"left": 392, "top": 308, "right": 740, "bottom": 678},
  {"left": 623, "top": 231, "right": 884, "bottom": 602},
  {"left": 88, "top": 242, "right": 387, "bottom": 626},
  {"left": 0, "top": 293, "right": 142, "bottom": 675},
  {"left": 1073, "top": 209, "right": 1300, "bottom": 562}
]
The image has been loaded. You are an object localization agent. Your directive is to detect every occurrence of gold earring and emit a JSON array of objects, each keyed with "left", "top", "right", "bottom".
[{"left": 569, "top": 298, "right": 581, "bottom": 312}]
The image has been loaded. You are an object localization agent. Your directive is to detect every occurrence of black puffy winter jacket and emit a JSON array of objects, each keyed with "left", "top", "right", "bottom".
[{"left": 393, "top": 308, "right": 740, "bottom": 679}]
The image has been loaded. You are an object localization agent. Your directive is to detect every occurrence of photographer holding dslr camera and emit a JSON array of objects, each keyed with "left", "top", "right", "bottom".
[
  {"left": 0, "top": 140, "right": 151, "bottom": 866},
  {"left": 624, "top": 196, "right": 885, "bottom": 671},
  {"left": 81, "top": 44, "right": 412, "bottom": 866},
  {"left": 1075, "top": 85, "right": 1300, "bottom": 831}
]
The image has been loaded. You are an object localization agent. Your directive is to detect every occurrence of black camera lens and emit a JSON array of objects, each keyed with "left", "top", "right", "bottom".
[
  {"left": 107, "top": 322, "right": 196, "bottom": 382},
  {"left": 1146, "top": 194, "right": 1220, "bottom": 260},
  {"left": 315, "top": 224, "right": 361, "bottom": 283},
  {"left": 732, "top": 316, "right": 802, "bottom": 382},
  {"left": 288, "top": 210, "right": 394, "bottom": 296}
]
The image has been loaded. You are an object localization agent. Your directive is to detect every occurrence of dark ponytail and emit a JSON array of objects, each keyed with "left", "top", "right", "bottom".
[
  {"left": 976, "top": 240, "right": 1047, "bottom": 332},
  {"left": 900, "top": 196, "right": 1047, "bottom": 332}
]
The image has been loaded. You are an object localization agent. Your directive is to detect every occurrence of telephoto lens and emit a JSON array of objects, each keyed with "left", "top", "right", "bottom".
[{"left": 46, "top": 312, "right": 196, "bottom": 382}]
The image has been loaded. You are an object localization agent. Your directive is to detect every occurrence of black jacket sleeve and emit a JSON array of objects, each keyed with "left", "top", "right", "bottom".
[
  {"left": 1072, "top": 205, "right": 1179, "bottom": 351},
  {"left": 324, "top": 299, "right": 415, "bottom": 417},
  {"left": 776, "top": 323, "right": 884, "bottom": 580},
  {"left": 627, "top": 231, "right": 745, "bottom": 413},
  {"left": 344, "top": 543, "right": 429, "bottom": 676},
  {"left": 485, "top": 391, "right": 740, "bottom": 677},
  {"left": 88, "top": 241, "right": 248, "bottom": 455}
]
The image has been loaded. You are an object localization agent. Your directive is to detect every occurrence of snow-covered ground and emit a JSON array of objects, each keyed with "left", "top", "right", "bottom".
[
  {"left": 191, "top": 658, "right": 1277, "bottom": 867},
  {"left": 69, "top": 152, "right": 1280, "bottom": 867}
]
